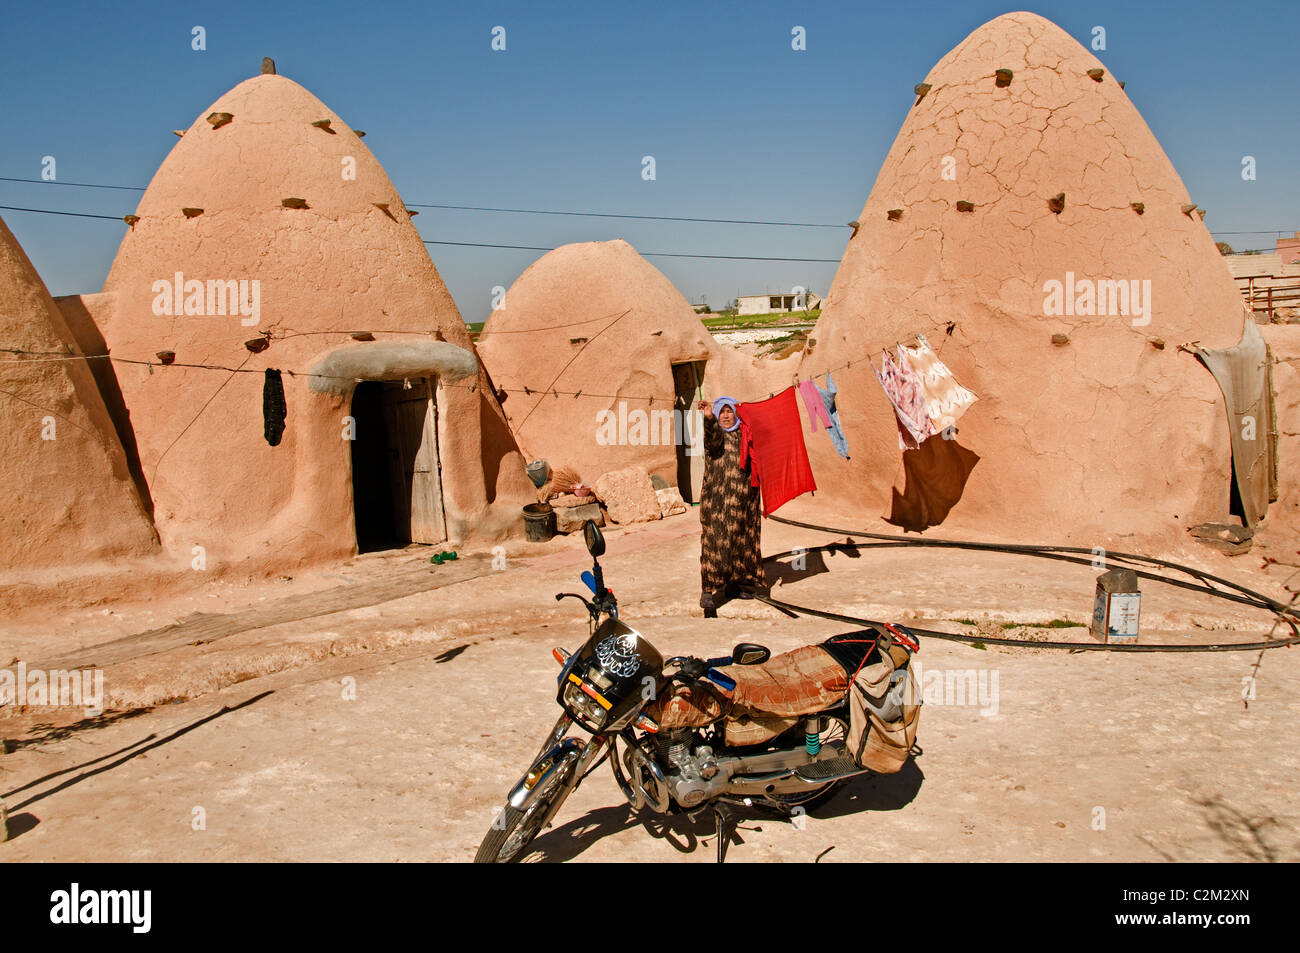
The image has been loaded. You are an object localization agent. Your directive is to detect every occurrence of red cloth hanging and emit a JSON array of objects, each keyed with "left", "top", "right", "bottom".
[{"left": 737, "top": 388, "right": 817, "bottom": 516}]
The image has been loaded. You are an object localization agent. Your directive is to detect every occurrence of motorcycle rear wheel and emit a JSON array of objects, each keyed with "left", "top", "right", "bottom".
[{"left": 474, "top": 752, "right": 579, "bottom": 863}]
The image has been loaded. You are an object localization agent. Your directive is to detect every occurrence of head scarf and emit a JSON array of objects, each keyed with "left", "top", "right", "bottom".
[{"left": 713, "top": 396, "right": 741, "bottom": 432}]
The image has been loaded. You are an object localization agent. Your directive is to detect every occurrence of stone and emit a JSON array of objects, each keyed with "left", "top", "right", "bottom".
[
  {"left": 593, "top": 465, "right": 661, "bottom": 524},
  {"left": 1189, "top": 522, "right": 1252, "bottom": 543},
  {"left": 549, "top": 493, "right": 588, "bottom": 508},
  {"left": 1189, "top": 522, "right": 1253, "bottom": 555},
  {"left": 555, "top": 502, "right": 603, "bottom": 534},
  {"left": 656, "top": 487, "right": 688, "bottom": 518}
]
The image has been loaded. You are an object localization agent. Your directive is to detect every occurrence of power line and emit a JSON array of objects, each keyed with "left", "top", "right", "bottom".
[
  {"left": 0, "top": 174, "right": 848, "bottom": 229},
  {"left": 0, "top": 204, "right": 125, "bottom": 221},
  {"left": 0, "top": 176, "right": 146, "bottom": 193},
  {"left": 422, "top": 239, "right": 841, "bottom": 262},
  {"left": 406, "top": 201, "right": 847, "bottom": 229},
  {"left": 0, "top": 200, "right": 845, "bottom": 262},
  {"left": 5, "top": 174, "right": 1298, "bottom": 241}
]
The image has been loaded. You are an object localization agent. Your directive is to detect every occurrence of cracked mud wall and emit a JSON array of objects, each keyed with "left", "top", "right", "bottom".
[
  {"left": 799, "top": 12, "right": 1249, "bottom": 541},
  {"left": 97, "top": 73, "right": 532, "bottom": 573}
]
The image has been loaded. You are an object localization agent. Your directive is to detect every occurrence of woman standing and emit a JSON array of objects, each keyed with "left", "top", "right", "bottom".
[{"left": 697, "top": 396, "right": 765, "bottom": 617}]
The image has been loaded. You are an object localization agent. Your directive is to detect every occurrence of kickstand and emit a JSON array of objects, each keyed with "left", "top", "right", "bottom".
[{"left": 713, "top": 803, "right": 734, "bottom": 864}]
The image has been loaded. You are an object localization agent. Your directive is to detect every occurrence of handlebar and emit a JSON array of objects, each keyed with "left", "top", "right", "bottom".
[
  {"left": 665, "top": 655, "right": 737, "bottom": 692},
  {"left": 555, "top": 592, "right": 595, "bottom": 614},
  {"left": 555, "top": 589, "right": 618, "bottom": 621}
]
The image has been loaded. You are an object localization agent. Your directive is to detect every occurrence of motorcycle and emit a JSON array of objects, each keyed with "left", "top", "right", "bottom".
[{"left": 474, "top": 519, "right": 918, "bottom": 863}]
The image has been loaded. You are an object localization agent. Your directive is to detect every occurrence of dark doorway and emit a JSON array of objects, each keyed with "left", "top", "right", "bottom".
[
  {"left": 352, "top": 381, "right": 404, "bottom": 552},
  {"left": 671, "top": 360, "right": 706, "bottom": 504},
  {"left": 350, "top": 379, "right": 448, "bottom": 553}
]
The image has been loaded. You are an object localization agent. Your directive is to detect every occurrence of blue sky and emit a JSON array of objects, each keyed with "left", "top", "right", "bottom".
[{"left": 2, "top": 0, "right": 1296, "bottom": 321}]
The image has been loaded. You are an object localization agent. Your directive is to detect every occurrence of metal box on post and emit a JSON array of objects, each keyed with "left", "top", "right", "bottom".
[{"left": 1091, "top": 568, "right": 1141, "bottom": 643}]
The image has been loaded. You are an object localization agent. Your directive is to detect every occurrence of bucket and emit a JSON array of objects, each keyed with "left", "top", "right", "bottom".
[
  {"left": 526, "top": 459, "right": 550, "bottom": 488},
  {"left": 522, "top": 503, "right": 556, "bottom": 542}
]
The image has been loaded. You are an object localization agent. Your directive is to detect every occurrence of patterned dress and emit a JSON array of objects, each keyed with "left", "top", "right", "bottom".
[{"left": 699, "top": 415, "right": 764, "bottom": 597}]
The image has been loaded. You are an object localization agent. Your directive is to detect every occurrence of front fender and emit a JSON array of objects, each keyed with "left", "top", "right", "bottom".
[{"left": 507, "top": 737, "right": 586, "bottom": 811}]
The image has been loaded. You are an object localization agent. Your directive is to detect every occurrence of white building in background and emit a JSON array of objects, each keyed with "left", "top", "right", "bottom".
[{"left": 736, "top": 291, "right": 823, "bottom": 315}]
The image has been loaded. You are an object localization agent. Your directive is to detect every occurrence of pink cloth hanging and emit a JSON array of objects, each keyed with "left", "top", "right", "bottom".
[{"left": 796, "top": 379, "right": 832, "bottom": 433}]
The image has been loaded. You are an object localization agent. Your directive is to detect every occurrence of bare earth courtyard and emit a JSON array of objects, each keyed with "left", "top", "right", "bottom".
[{"left": 3, "top": 506, "right": 1296, "bottom": 863}]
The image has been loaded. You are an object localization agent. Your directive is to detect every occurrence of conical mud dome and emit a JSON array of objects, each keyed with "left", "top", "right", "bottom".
[
  {"left": 0, "top": 215, "right": 157, "bottom": 570},
  {"left": 479, "top": 239, "right": 779, "bottom": 487},
  {"left": 799, "top": 11, "right": 1251, "bottom": 540},
  {"left": 99, "top": 70, "right": 530, "bottom": 567}
]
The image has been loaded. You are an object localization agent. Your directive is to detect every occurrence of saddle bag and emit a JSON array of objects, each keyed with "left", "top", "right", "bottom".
[{"left": 846, "top": 632, "right": 920, "bottom": 774}]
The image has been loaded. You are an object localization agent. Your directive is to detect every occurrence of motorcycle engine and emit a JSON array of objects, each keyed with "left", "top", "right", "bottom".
[{"left": 656, "top": 730, "right": 723, "bottom": 808}]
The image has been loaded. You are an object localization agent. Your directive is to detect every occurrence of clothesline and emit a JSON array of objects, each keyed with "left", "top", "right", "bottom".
[
  {"left": 0, "top": 318, "right": 961, "bottom": 404},
  {"left": 0, "top": 317, "right": 1247, "bottom": 408}
]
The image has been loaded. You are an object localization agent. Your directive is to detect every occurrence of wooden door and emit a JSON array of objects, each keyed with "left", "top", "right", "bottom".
[
  {"left": 381, "top": 378, "right": 447, "bottom": 545},
  {"left": 671, "top": 361, "right": 706, "bottom": 504}
]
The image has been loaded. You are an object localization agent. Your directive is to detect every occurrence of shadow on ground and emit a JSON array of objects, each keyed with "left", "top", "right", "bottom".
[{"left": 513, "top": 759, "right": 924, "bottom": 862}]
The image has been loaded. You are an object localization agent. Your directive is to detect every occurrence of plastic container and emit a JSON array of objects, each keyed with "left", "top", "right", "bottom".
[{"left": 522, "top": 502, "right": 556, "bottom": 542}]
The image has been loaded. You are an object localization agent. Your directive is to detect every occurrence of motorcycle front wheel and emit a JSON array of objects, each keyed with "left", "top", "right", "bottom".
[{"left": 474, "top": 749, "right": 580, "bottom": 863}]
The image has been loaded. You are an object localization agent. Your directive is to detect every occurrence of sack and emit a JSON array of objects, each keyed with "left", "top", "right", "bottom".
[{"left": 847, "top": 641, "right": 920, "bottom": 774}]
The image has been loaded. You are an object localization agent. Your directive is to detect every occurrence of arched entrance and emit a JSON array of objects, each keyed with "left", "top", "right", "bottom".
[{"left": 350, "top": 377, "right": 447, "bottom": 553}]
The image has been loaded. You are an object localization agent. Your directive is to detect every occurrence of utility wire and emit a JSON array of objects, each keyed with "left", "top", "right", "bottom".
[
  {"left": 0, "top": 200, "right": 1282, "bottom": 258},
  {"left": 0, "top": 175, "right": 848, "bottom": 229},
  {"left": 0, "top": 204, "right": 126, "bottom": 221},
  {"left": 0, "top": 202, "right": 846, "bottom": 262},
  {"left": 6, "top": 174, "right": 1291, "bottom": 241},
  {"left": 422, "top": 239, "right": 841, "bottom": 262}
]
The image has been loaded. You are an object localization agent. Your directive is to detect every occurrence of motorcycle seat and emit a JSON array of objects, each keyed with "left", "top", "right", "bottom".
[{"left": 646, "top": 644, "right": 850, "bottom": 740}]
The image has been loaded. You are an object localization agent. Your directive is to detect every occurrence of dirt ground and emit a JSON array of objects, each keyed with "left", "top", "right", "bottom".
[{"left": 2, "top": 504, "right": 1297, "bottom": 863}]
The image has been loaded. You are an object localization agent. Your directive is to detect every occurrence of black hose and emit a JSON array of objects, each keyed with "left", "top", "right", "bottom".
[{"left": 759, "top": 514, "right": 1299, "bottom": 654}]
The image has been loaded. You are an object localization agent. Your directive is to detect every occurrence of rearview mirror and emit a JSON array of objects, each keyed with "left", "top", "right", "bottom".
[
  {"left": 732, "top": 643, "right": 770, "bottom": 666},
  {"left": 583, "top": 520, "right": 605, "bottom": 558}
]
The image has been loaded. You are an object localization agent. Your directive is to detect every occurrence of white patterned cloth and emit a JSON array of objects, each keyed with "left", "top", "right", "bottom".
[{"left": 898, "top": 334, "right": 978, "bottom": 433}]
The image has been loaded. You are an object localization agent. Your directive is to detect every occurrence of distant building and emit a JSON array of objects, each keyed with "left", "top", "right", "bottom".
[
  {"left": 736, "top": 291, "right": 823, "bottom": 315},
  {"left": 1224, "top": 232, "right": 1300, "bottom": 321}
]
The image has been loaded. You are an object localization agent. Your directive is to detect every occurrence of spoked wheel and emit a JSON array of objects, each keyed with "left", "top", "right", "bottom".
[
  {"left": 765, "top": 715, "right": 852, "bottom": 812},
  {"left": 474, "top": 750, "right": 580, "bottom": 864}
]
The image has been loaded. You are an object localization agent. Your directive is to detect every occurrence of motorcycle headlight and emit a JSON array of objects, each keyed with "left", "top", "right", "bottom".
[{"left": 562, "top": 678, "right": 610, "bottom": 730}]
